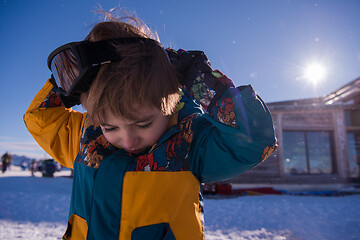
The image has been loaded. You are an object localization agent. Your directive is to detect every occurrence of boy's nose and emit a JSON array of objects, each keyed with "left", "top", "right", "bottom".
[{"left": 121, "top": 132, "right": 139, "bottom": 151}]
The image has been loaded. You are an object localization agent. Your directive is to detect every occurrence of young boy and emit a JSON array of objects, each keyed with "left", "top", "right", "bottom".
[{"left": 24, "top": 13, "right": 276, "bottom": 240}]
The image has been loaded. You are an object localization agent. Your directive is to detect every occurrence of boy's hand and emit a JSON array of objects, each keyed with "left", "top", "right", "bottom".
[
  {"left": 166, "top": 49, "right": 211, "bottom": 88},
  {"left": 166, "top": 49, "right": 234, "bottom": 91},
  {"left": 166, "top": 49, "right": 235, "bottom": 110}
]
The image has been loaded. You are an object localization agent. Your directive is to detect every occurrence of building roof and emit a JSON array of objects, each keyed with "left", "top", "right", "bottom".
[
  {"left": 323, "top": 77, "right": 360, "bottom": 105},
  {"left": 267, "top": 77, "right": 360, "bottom": 111}
]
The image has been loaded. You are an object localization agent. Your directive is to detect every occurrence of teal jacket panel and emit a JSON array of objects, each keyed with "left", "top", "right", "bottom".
[
  {"left": 187, "top": 86, "right": 276, "bottom": 183},
  {"left": 69, "top": 162, "right": 96, "bottom": 221},
  {"left": 131, "top": 223, "right": 176, "bottom": 240},
  {"left": 87, "top": 150, "right": 133, "bottom": 240}
]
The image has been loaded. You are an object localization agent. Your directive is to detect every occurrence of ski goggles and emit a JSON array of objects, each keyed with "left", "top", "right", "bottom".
[{"left": 47, "top": 37, "right": 161, "bottom": 107}]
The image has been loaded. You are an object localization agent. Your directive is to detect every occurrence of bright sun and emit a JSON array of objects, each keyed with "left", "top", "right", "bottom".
[{"left": 304, "top": 62, "right": 327, "bottom": 85}]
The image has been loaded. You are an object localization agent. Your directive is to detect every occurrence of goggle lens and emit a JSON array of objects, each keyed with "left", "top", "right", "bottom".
[{"left": 50, "top": 49, "right": 79, "bottom": 92}]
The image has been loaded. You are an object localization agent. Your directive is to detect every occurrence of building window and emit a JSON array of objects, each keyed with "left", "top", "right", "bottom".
[
  {"left": 347, "top": 132, "right": 360, "bottom": 178},
  {"left": 283, "top": 131, "right": 333, "bottom": 175},
  {"left": 345, "top": 110, "right": 360, "bottom": 126}
]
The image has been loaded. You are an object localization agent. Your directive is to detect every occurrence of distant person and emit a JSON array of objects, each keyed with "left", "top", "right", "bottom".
[
  {"left": 24, "top": 8, "right": 277, "bottom": 240},
  {"left": 1, "top": 152, "right": 12, "bottom": 173},
  {"left": 30, "top": 159, "right": 37, "bottom": 176},
  {"left": 21, "top": 160, "right": 27, "bottom": 171}
]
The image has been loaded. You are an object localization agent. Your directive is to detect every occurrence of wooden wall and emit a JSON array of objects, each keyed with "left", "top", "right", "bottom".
[{"left": 226, "top": 105, "right": 351, "bottom": 184}]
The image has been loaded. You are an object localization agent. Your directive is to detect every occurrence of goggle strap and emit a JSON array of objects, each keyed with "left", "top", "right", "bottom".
[
  {"left": 76, "top": 37, "right": 161, "bottom": 67},
  {"left": 58, "top": 92, "right": 81, "bottom": 108}
]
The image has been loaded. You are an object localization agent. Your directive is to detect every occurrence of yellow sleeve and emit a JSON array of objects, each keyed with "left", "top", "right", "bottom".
[{"left": 23, "top": 80, "right": 86, "bottom": 168}]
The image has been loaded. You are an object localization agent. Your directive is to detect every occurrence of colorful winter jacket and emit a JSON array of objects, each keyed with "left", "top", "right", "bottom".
[{"left": 24, "top": 51, "right": 276, "bottom": 240}]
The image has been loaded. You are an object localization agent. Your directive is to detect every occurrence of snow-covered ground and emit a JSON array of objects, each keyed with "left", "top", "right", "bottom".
[{"left": 1, "top": 166, "right": 359, "bottom": 240}]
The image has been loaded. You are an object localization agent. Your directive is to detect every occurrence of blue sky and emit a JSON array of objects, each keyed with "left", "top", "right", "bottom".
[{"left": 0, "top": 0, "right": 359, "bottom": 159}]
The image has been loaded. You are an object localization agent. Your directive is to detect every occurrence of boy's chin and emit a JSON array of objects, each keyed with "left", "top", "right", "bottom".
[
  {"left": 125, "top": 147, "right": 148, "bottom": 154},
  {"left": 125, "top": 149, "right": 142, "bottom": 154}
]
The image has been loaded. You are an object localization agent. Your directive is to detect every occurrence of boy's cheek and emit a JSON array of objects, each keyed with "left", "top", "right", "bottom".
[
  {"left": 101, "top": 132, "right": 117, "bottom": 147},
  {"left": 105, "top": 136, "right": 123, "bottom": 149}
]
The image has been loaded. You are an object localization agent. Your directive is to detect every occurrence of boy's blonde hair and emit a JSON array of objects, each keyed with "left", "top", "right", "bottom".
[{"left": 83, "top": 11, "right": 180, "bottom": 123}]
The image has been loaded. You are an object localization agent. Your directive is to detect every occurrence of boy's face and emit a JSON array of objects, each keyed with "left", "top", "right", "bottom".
[{"left": 99, "top": 105, "right": 170, "bottom": 154}]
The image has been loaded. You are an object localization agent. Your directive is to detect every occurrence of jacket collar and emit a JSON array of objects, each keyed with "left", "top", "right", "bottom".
[{"left": 148, "top": 89, "right": 205, "bottom": 153}]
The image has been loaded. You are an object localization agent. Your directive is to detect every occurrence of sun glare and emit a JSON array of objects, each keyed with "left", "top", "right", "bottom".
[{"left": 304, "top": 62, "right": 327, "bottom": 85}]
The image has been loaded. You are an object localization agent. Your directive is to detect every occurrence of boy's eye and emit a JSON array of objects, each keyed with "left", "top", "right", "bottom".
[
  {"left": 137, "top": 122, "right": 153, "bottom": 129},
  {"left": 102, "top": 127, "right": 117, "bottom": 132}
]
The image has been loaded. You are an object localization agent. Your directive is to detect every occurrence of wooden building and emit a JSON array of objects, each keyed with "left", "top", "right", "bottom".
[{"left": 233, "top": 77, "right": 360, "bottom": 184}]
